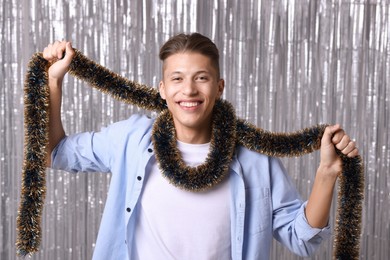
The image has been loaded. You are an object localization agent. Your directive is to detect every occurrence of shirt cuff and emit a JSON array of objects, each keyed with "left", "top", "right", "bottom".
[
  {"left": 50, "top": 136, "right": 80, "bottom": 173},
  {"left": 51, "top": 137, "right": 66, "bottom": 168},
  {"left": 295, "top": 202, "right": 332, "bottom": 244}
]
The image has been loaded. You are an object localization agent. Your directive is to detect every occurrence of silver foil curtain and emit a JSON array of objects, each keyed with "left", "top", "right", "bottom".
[{"left": 0, "top": 0, "right": 389, "bottom": 259}]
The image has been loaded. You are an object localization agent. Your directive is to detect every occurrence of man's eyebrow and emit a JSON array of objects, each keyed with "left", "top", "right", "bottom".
[
  {"left": 166, "top": 70, "right": 212, "bottom": 77},
  {"left": 169, "top": 71, "right": 182, "bottom": 75},
  {"left": 195, "top": 70, "right": 211, "bottom": 75}
]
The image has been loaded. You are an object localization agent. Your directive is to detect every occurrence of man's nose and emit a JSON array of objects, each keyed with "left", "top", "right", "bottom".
[{"left": 182, "top": 80, "right": 198, "bottom": 95}]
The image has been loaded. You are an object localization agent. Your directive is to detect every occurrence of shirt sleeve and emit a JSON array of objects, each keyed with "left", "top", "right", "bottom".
[
  {"left": 270, "top": 157, "right": 332, "bottom": 257},
  {"left": 51, "top": 130, "right": 111, "bottom": 173},
  {"left": 51, "top": 114, "right": 145, "bottom": 173},
  {"left": 294, "top": 202, "right": 331, "bottom": 243}
]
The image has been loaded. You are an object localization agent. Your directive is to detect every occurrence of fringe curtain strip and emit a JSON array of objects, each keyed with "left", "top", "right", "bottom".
[{"left": 16, "top": 50, "right": 364, "bottom": 259}]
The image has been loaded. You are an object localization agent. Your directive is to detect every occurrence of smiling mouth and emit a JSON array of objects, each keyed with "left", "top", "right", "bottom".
[{"left": 179, "top": 101, "right": 202, "bottom": 108}]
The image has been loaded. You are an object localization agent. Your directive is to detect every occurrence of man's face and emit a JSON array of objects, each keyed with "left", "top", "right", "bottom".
[{"left": 159, "top": 51, "right": 224, "bottom": 143}]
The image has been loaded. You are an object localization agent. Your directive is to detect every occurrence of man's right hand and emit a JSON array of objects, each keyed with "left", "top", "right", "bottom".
[{"left": 43, "top": 40, "right": 75, "bottom": 80}]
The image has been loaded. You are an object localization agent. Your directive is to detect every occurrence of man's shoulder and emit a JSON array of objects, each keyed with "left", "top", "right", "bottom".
[
  {"left": 234, "top": 145, "right": 285, "bottom": 173},
  {"left": 233, "top": 145, "right": 289, "bottom": 188},
  {"left": 99, "top": 113, "right": 155, "bottom": 144},
  {"left": 235, "top": 145, "right": 269, "bottom": 161},
  {"left": 108, "top": 113, "right": 155, "bottom": 131}
]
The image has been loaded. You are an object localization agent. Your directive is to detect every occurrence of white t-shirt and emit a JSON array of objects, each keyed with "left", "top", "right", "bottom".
[{"left": 132, "top": 141, "right": 231, "bottom": 260}]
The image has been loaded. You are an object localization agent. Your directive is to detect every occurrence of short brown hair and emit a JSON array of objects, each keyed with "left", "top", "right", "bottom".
[{"left": 159, "top": 33, "right": 220, "bottom": 78}]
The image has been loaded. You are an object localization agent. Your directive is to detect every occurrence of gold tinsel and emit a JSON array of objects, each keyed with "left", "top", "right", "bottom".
[{"left": 17, "top": 50, "right": 364, "bottom": 259}]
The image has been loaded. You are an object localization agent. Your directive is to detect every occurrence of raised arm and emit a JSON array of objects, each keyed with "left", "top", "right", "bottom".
[
  {"left": 305, "top": 124, "right": 359, "bottom": 228},
  {"left": 42, "top": 41, "right": 75, "bottom": 166}
]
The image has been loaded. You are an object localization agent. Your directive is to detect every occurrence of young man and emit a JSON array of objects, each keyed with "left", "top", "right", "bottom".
[{"left": 43, "top": 33, "right": 359, "bottom": 260}]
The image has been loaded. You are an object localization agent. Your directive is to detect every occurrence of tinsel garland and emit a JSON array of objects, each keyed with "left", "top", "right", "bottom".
[
  {"left": 152, "top": 99, "right": 237, "bottom": 191},
  {"left": 17, "top": 49, "right": 364, "bottom": 259}
]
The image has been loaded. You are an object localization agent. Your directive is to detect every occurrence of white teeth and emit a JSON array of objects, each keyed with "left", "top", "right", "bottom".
[{"left": 180, "top": 101, "right": 199, "bottom": 107}]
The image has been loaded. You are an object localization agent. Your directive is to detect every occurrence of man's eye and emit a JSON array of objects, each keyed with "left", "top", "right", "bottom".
[{"left": 172, "top": 77, "right": 181, "bottom": 81}]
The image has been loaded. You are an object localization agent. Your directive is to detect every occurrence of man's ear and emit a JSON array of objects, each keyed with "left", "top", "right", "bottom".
[
  {"left": 159, "top": 81, "right": 166, "bottom": 100},
  {"left": 217, "top": 79, "right": 225, "bottom": 98}
]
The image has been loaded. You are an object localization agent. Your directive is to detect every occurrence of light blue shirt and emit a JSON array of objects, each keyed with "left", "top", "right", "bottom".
[{"left": 52, "top": 114, "right": 331, "bottom": 260}]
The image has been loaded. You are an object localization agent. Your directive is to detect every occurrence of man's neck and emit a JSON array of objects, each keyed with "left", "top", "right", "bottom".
[{"left": 175, "top": 125, "right": 212, "bottom": 144}]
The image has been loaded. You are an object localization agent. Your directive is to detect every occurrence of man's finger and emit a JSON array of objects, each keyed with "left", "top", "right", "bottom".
[
  {"left": 335, "top": 135, "right": 351, "bottom": 150},
  {"left": 62, "top": 42, "right": 75, "bottom": 63},
  {"left": 322, "top": 124, "right": 341, "bottom": 145}
]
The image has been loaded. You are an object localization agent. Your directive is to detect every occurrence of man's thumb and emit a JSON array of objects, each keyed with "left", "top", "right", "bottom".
[{"left": 63, "top": 42, "right": 75, "bottom": 63}]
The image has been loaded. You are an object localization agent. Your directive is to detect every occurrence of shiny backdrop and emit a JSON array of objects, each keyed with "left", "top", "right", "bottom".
[{"left": 0, "top": 0, "right": 389, "bottom": 259}]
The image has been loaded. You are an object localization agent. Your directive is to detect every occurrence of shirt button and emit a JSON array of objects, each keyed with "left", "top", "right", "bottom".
[
  {"left": 148, "top": 148, "right": 153, "bottom": 153},
  {"left": 137, "top": 176, "right": 142, "bottom": 181},
  {"left": 126, "top": 207, "right": 131, "bottom": 212}
]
